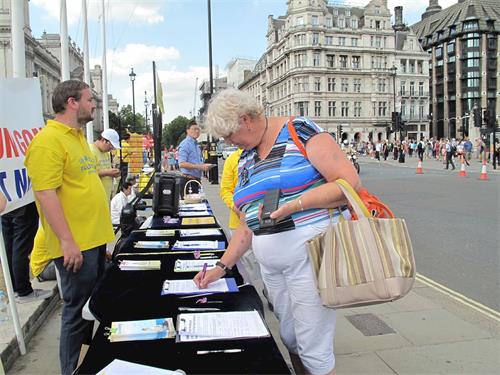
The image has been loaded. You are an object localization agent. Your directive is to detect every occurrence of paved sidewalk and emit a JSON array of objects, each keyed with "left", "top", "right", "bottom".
[
  {"left": 201, "top": 179, "right": 500, "bottom": 374},
  {"left": 4, "top": 177, "right": 499, "bottom": 374}
]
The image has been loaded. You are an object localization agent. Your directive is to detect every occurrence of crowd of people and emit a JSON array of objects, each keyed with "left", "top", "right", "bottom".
[{"left": 342, "top": 136, "right": 499, "bottom": 168}]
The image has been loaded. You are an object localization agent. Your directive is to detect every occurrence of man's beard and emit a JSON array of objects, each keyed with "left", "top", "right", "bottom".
[{"left": 77, "top": 109, "right": 94, "bottom": 125}]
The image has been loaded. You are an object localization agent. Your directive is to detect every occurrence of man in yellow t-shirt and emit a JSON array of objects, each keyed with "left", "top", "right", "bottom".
[
  {"left": 24, "top": 80, "right": 114, "bottom": 375},
  {"left": 90, "top": 129, "right": 121, "bottom": 200}
]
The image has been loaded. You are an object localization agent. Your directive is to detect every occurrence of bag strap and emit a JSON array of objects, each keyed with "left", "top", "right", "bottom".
[
  {"left": 183, "top": 179, "right": 202, "bottom": 196},
  {"left": 336, "top": 179, "right": 371, "bottom": 219},
  {"left": 287, "top": 116, "right": 308, "bottom": 158}
]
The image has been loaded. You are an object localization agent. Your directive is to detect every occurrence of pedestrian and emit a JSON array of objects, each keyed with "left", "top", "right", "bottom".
[
  {"left": 445, "top": 139, "right": 456, "bottom": 170},
  {"left": 375, "top": 141, "right": 381, "bottom": 161},
  {"left": 25, "top": 80, "right": 115, "bottom": 375},
  {"left": 463, "top": 137, "right": 473, "bottom": 161},
  {"left": 1, "top": 201, "right": 52, "bottom": 304},
  {"left": 90, "top": 129, "right": 121, "bottom": 201},
  {"left": 167, "top": 145, "right": 176, "bottom": 171},
  {"left": 178, "top": 120, "right": 214, "bottom": 194},
  {"left": 417, "top": 139, "right": 425, "bottom": 161},
  {"left": 194, "top": 88, "right": 360, "bottom": 375}
]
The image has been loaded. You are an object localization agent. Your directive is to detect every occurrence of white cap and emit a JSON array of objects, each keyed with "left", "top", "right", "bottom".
[{"left": 101, "top": 129, "right": 121, "bottom": 149}]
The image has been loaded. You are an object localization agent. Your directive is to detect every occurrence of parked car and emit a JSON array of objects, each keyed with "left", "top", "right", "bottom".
[{"left": 222, "top": 146, "right": 238, "bottom": 160}]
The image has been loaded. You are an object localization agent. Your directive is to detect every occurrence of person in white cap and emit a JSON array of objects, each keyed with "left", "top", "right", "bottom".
[{"left": 90, "top": 129, "right": 121, "bottom": 201}]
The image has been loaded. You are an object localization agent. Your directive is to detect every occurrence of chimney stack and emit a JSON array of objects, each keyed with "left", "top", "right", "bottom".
[{"left": 395, "top": 6, "right": 404, "bottom": 27}]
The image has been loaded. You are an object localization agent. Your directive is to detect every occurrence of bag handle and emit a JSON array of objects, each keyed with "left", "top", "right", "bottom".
[
  {"left": 183, "top": 179, "right": 202, "bottom": 197},
  {"left": 336, "top": 179, "right": 371, "bottom": 219},
  {"left": 287, "top": 116, "right": 308, "bottom": 158}
]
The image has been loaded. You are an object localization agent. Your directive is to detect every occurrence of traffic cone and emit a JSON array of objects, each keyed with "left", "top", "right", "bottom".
[
  {"left": 458, "top": 158, "right": 467, "bottom": 177},
  {"left": 416, "top": 159, "right": 423, "bottom": 174},
  {"left": 479, "top": 159, "right": 488, "bottom": 180}
]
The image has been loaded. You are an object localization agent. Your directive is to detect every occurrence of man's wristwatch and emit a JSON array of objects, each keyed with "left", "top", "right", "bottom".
[{"left": 215, "top": 261, "right": 232, "bottom": 275}]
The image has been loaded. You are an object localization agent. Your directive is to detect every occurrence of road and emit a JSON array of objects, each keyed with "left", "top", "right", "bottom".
[{"left": 357, "top": 159, "right": 499, "bottom": 311}]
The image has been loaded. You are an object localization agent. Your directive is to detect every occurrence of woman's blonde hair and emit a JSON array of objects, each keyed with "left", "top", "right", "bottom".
[{"left": 204, "top": 88, "right": 264, "bottom": 138}]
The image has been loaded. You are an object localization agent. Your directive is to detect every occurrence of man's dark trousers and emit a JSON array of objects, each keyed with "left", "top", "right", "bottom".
[
  {"left": 1, "top": 202, "right": 39, "bottom": 296},
  {"left": 446, "top": 152, "right": 455, "bottom": 169},
  {"left": 54, "top": 245, "right": 106, "bottom": 375}
]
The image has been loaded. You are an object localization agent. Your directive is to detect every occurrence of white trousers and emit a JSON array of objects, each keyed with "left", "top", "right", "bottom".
[{"left": 252, "top": 222, "right": 336, "bottom": 375}]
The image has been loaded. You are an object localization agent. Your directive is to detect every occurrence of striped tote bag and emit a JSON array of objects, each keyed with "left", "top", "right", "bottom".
[{"left": 307, "top": 179, "right": 415, "bottom": 309}]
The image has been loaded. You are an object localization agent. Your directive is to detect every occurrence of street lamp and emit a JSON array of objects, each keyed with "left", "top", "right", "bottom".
[
  {"left": 389, "top": 65, "right": 399, "bottom": 140},
  {"left": 144, "top": 91, "right": 149, "bottom": 133},
  {"left": 129, "top": 68, "right": 136, "bottom": 132}
]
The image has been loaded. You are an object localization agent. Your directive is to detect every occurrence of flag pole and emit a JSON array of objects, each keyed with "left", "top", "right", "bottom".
[{"left": 152, "top": 61, "right": 162, "bottom": 172}]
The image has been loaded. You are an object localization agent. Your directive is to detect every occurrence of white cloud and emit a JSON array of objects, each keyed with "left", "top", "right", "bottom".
[{"left": 32, "top": 0, "right": 164, "bottom": 25}]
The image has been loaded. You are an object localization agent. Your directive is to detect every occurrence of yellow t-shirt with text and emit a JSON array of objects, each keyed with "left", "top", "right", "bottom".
[
  {"left": 90, "top": 143, "right": 113, "bottom": 200},
  {"left": 25, "top": 119, "right": 114, "bottom": 259}
]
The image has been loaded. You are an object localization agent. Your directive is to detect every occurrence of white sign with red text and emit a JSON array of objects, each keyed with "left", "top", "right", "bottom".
[{"left": 0, "top": 78, "right": 43, "bottom": 214}]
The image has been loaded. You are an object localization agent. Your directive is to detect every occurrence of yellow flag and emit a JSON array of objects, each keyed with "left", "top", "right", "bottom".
[{"left": 156, "top": 71, "right": 165, "bottom": 114}]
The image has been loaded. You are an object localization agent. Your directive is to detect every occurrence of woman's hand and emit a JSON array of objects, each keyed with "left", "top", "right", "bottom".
[
  {"left": 193, "top": 267, "right": 226, "bottom": 289},
  {"left": 269, "top": 200, "right": 298, "bottom": 222}
]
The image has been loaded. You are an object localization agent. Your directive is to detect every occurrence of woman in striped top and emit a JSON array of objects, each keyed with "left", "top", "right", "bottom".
[{"left": 194, "top": 89, "right": 360, "bottom": 375}]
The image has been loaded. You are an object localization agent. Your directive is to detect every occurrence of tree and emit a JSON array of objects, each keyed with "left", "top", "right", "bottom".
[
  {"left": 163, "top": 116, "right": 189, "bottom": 148},
  {"left": 119, "top": 104, "right": 146, "bottom": 134}
]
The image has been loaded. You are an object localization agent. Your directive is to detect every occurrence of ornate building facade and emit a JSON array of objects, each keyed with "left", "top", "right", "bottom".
[{"left": 239, "top": 0, "right": 430, "bottom": 142}]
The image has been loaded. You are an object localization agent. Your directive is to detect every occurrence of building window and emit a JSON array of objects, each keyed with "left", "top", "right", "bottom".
[
  {"left": 313, "top": 52, "right": 320, "bottom": 66},
  {"left": 341, "top": 78, "right": 349, "bottom": 92},
  {"left": 466, "top": 38, "right": 480, "bottom": 48},
  {"left": 295, "top": 16, "right": 304, "bottom": 26},
  {"left": 339, "top": 37, "right": 346, "bottom": 46},
  {"left": 327, "top": 77, "right": 336, "bottom": 91},
  {"left": 447, "top": 42, "right": 455, "bottom": 54},
  {"left": 328, "top": 101, "right": 336, "bottom": 116},
  {"left": 352, "top": 56, "right": 360, "bottom": 69},
  {"left": 351, "top": 38, "right": 358, "bottom": 47},
  {"left": 351, "top": 19, "right": 358, "bottom": 29},
  {"left": 333, "top": 9, "right": 338, "bottom": 16},
  {"left": 375, "top": 36, "right": 382, "bottom": 47},
  {"left": 325, "top": 36, "right": 333, "bottom": 45},
  {"left": 312, "top": 32, "right": 319, "bottom": 45},
  {"left": 377, "top": 79, "right": 386, "bottom": 92},
  {"left": 341, "top": 101, "right": 349, "bottom": 117},
  {"left": 410, "top": 82, "right": 415, "bottom": 96},
  {"left": 401, "top": 100, "right": 406, "bottom": 117},
  {"left": 463, "top": 20, "right": 478, "bottom": 30},
  {"left": 409, "top": 100, "right": 415, "bottom": 119},
  {"left": 315, "top": 101, "right": 321, "bottom": 116},
  {"left": 370, "top": 36, "right": 374, "bottom": 47},
  {"left": 353, "top": 79, "right": 361, "bottom": 92},
  {"left": 314, "top": 77, "right": 321, "bottom": 91},
  {"left": 312, "top": 15, "right": 319, "bottom": 26},
  {"left": 401, "top": 59, "right": 407, "bottom": 73},
  {"left": 345, "top": 9, "right": 351, "bottom": 17},
  {"left": 372, "top": 101, "right": 376, "bottom": 116},
  {"left": 417, "top": 61, "right": 423, "bottom": 74},
  {"left": 376, "top": 20, "right": 381, "bottom": 29},
  {"left": 295, "top": 53, "right": 306, "bottom": 67},
  {"left": 419, "top": 100, "right": 425, "bottom": 119},
  {"left": 338, "top": 18, "right": 345, "bottom": 28},
  {"left": 326, "top": 54, "right": 335, "bottom": 67},
  {"left": 409, "top": 61, "right": 415, "bottom": 73},
  {"left": 354, "top": 101, "right": 361, "bottom": 117},
  {"left": 418, "top": 82, "right": 424, "bottom": 96},
  {"left": 296, "top": 101, "right": 309, "bottom": 116},
  {"left": 326, "top": 18, "right": 332, "bottom": 28},
  {"left": 466, "top": 78, "right": 480, "bottom": 87},
  {"left": 378, "top": 101, "right": 387, "bottom": 116},
  {"left": 340, "top": 55, "right": 348, "bottom": 68}
]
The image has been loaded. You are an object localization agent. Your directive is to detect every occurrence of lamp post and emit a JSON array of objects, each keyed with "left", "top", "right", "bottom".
[
  {"left": 390, "top": 65, "right": 398, "bottom": 141},
  {"left": 144, "top": 91, "right": 149, "bottom": 134},
  {"left": 129, "top": 68, "right": 136, "bottom": 132}
]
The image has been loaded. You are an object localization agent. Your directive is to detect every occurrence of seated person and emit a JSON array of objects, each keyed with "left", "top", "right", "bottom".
[
  {"left": 110, "top": 181, "right": 133, "bottom": 226},
  {"left": 125, "top": 174, "right": 138, "bottom": 203},
  {"left": 30, "top": 227, "right": 56, "bottom": 282}
]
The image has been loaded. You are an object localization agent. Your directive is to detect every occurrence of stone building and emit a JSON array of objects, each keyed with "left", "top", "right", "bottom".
[
  {"left": 411, "top": 0, "right": 499, "bottom": 140},
  {"left": 239, "top": 0, "right": 430, "bottom": 142}
]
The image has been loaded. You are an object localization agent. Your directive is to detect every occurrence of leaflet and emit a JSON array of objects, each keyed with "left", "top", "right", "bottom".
[
  {"left": 119, "top": 260, "right": 161, "bottom": 271},
  {"left": 174, "top": 259, "right": 218, "bottom": 273},
  {"left": 180, "top": 229, "right": 222, "bottom": 237},
  {"left": 181, "top": 217, "right": 215, "bottom": 225},
  {"left": 135, "top": 241, "right": 169, "bottom": 249},
  {"left": 178, "top": 210, "right": 211, "bottom": 217},
  {"left": 172, "top": 240, "right": 222, "bottom": 250},
  {"left": 179, "top": 203, "right": 208, "bottom": 211},
  {"left": 96, "top": 359, "right": 181, "bottom": 375},
  {"left": 176, "top": 310, "right": 270, "bottom": 342},
  {"left": 108, "top": 318, "right": 175, "bottom": 342},
  {"left": 161, "top": 278, "right": 238, "bottom": 296},
  {"left": 145, "top": 229, "right": 176, "bottom": 237}
]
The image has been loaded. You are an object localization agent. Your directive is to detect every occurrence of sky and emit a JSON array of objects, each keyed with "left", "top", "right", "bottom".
[{"left": 29, "top": 0, "right": 456, "bottom": 123}]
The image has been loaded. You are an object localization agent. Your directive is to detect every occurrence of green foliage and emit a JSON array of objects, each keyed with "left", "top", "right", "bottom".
[
  {"left": 119, "top": 104, "right": 147, "bottom": 134},
  {"left": 162, "top": 115, "right": 189, "bottom": 147}
]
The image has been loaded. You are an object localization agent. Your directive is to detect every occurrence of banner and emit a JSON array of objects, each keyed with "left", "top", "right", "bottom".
[{"left": 0, "top": 78, "right": 43, "bottom": 214}]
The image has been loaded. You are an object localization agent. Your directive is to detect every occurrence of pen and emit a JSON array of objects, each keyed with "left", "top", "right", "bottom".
[
  {"left": 197, "top": 349, "right": 244, "bottom": 355},
  {"left": 201, "top": 262, "right": 208, "bottom": 281},
  {"left": 178, "top": 307, "right": 220, "bottom": 312}
]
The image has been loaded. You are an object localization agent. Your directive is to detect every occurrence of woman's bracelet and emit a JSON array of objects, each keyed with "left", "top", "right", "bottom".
[{"left": 297, "top": 198, "right": 305, "bottom": 212}]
